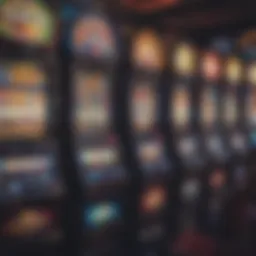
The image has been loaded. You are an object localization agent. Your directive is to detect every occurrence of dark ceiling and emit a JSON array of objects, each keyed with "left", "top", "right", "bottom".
[{"left": 106, "top": 0, "right": 255, "bottom": 33}]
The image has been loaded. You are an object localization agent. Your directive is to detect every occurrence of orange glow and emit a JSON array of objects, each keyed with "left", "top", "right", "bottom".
[
  {"left": 140, "top": 186, "right": 166, "bottom": 213},
  {"left": 131, "top": 29, "right": 164, "bottom": 71}
]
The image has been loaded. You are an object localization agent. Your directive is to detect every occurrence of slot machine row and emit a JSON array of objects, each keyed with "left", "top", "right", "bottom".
[
  {"left": 124, "top": 29, "right": 174, "bottom": 256},
  {"left": 67, "top": 4, "right": 131, "bottom": 255},
  {"left": 163, "top": 33, "right": 256, "bottom": 255},
  {"left": 0, "top": 0, "right": 67, "bottom": 255},
  {"left": 1, "top": 0, "right": 256, "bottom": 255}
]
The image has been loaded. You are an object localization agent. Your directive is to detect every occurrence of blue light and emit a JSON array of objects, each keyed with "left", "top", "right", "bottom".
[{"left": 84, "top": 202, "right": 121, "bottom": 230}]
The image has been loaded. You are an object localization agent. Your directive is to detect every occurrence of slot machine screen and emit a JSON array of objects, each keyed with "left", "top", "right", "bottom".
[
  {"left": 172, "top": 43, "right": 196, "bottom": 77},
  {"left": 78, "top": 144, "right": 125, "bottom": 185},
  {"left": 131, "top": 30, "right": 164, "bottom": 71},
  {"left": 72, "top": 15, "right": 116, "bottom": 58},
  {"left": 246, "top": 63, "right": 256, "bottom": 127},
  {"left": 130, "top": 30, "right": 163, "bottom": 133},
  {"left": 0, "top": 62, "right": 48, "bottom": 140},
  {"left": 0, "top": 0, "right": 55, "bottom": 47},
  {"left": 71, "top": 14, "right": 117, "bottom": 137},
  {"left": 170, "top": 43, "right": 196, "bottom": 130},
  {"left": 201, "top": 87, "right": 217, "bottom": 128},
  {"left": 130, "top": 81, "right": 157, "bottom": 132},
  {"left": 200, "top": 53, "right": 221, "bottom": 129},
  {"left": 224, "top": 95, "right": 237, "bottom": 127},
  {"left": 73, "top": 70, "right": 111, "bottom": 135},
  {"left": 223, "top": 58, "right": 242, "bottom": 127},
  {"left": 171, "top": 86, "right": 190, "bottom": 129}
]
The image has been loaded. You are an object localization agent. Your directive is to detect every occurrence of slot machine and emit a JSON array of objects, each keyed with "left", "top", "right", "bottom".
[
  {"left": 165, "top": 41, "right": 212, "bottom": 255},
  {"left": 218, "top": 38, "right": 254, "bottom": 256},
  {"left": 197, "top": 41, "right": 234, "bottom": 242},
  {"left": 222, "top": 53, "right": 247, "bottom": 193},
  {"left": 0, "top": 0, "right": 66, "bottom": 255},
  {"left": 69, "top": 2, "right": 129, "bottom": 255},
  {"left": 238, "top": 31, "right": 256, "bottom": 254},
  {"left": 127, "top": 29, "right": 171, "bottom": 256}
]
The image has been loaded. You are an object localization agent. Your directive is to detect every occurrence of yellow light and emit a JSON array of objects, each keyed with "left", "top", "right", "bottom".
[
  {"left": 226, "top": 57, "right": 242, "bottom": 83},
  {"left": 173, "top": 43, "right": 196, "bottom": 75}
]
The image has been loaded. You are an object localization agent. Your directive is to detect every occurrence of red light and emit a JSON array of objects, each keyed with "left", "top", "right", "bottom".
[{"left": 201, "top": 52, "right": 221, "bottom": 80}]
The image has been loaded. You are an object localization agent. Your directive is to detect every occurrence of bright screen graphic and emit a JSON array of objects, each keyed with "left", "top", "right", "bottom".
[
  {"left": 171, "top": 86, "right": 190, "bottom": 128},
  {"left": 0, "top": 0, "right": 55, "bottom": 46},
  {"left": 0, "top": 62, "right": 47, "bottom": 140},
  {"left": 201, "top": 53, "right": 221, "bottom": 81},
  {"left": 226, "top": 57, "right": 242, "bottom": 84},
  {"left": 0, "top": 155, "right": 52, "bottom": 174},
  {"left": 74, "top": 71, "right": 110, "bottom": 134},
  {"left": 201, "top": 87, "right": 217, "bottom": 127},
  {"left": 80, "top": 147, "right": 119, "bottom": 168},
  {"left": 172, "top": 43, "right": 196, "bottom": 76},
  {"left": 85, "top": 202, "right": 121, "bottom": 230},
  {"left": 140, "top": 185, "right": 167, "bottom": 214},
  {"left": 132, "top": 30, "right": 164, "bottom": 71},
  {"left": 131, "top": 82, "right": 156, "bottom": 132},
  {"left": 72, "top": 15, "right": 115, "bottom": 58},
  {"left": 224, "top": 93, "right": 237, "bottom": 126}
]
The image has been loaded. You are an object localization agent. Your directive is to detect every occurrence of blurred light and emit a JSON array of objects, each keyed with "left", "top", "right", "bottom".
[
  {"left": 85, "top": 203, "right": 121, "bottom": 230},
  {"left": 132, "top": 30, "right": 164, "bottom": 71},
  {"left": 0, "top": 0, "right": 55, "bottom": 46},
  {"left": 2, "top": 209, "right": 53, "bottom": 237},
  {"left": 72, "top": 15, "right": 115, "bottom": 58},
  {"left": 173, "top": 43, "right": 196, "bottom": 76},
  {"left": 225, "top": 57, "right": 242, "bottom": 84},
  {"left": 172, "top": 87, "right": 190, "bottom": 127},
  {"left": 201, "top": 52, "right": 221, "bottom": 80},
  {"left": 140, "top": 186, "right": 166, "bottom": 213}
]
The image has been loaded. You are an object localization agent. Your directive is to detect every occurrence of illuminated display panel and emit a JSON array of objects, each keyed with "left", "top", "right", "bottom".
[
  {"left": 72, "top": 14, "right": 116, "bottom": 59},
  {"left": 201, "top": 87, "right": 217, "bottom": 128},
  {"left": 224, "top": 93, "right": 237, "bottom": 126},
  {"left": 225, "top": 57, "right": 242, "bottom": 84},
  {"left": 0, "top": 62, "right": 48, "bottom": 140},
  {"left": 0, "top": 155, "right": 52, "bottom": 174},
  {"left": 172, "top": 43, "right": 196, "bottom": 76},
  {"left": 130, "top": 81, "right": 156, "bottom": 132},
  {"left": 246, "top": 63, "right": 256, "bottom": 126},
  {"left": 131, "top": 30, "right": 164, "bottom": 71},
  {"left": 0, "top": 0, "right": 55, "bottom": 46},
  {"left": 79, "top": 146, "right": 119, "bottom": 169},
  {"left": 73, "top": 71, "right": 110, "bottom": 134},
  {"left": 201, "top": 52, "right": 221, "bottom": 81},
  {"left": 171, "top": 85, "right": 190, "bottom": 128}
]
